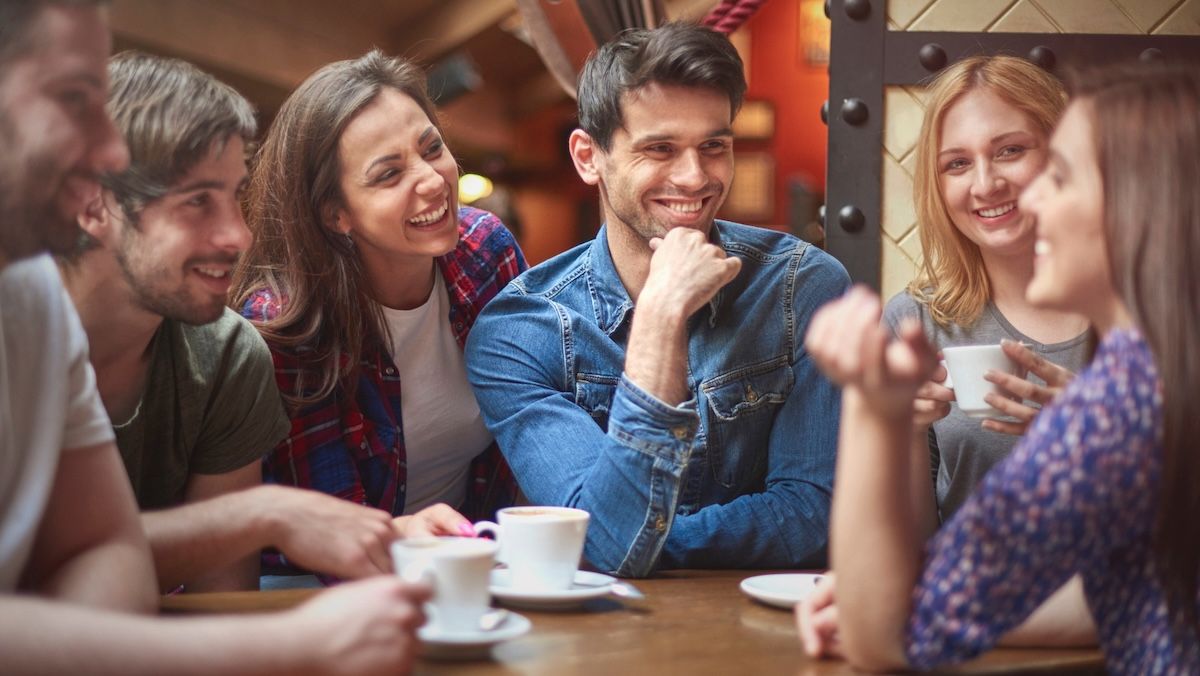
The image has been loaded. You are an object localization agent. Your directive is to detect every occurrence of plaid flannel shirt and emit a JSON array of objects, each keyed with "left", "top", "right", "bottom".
[{"left": 242, "top": 208, "right": 526, "bottom": 573}]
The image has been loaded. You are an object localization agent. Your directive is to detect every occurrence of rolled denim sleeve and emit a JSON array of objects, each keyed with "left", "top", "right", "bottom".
[
  {"left": 467, "top": 290, "right": 698, "bottom": 577},
  {"left": 660, "top": 247, "right": 846, "bottom": 569}
]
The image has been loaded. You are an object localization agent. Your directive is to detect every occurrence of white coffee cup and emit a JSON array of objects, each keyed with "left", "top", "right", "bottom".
[
  {"left": 473, "top": 506, "right": 589, "bottom": 592},
  {"left": 391, "top": 536, "right": 498, "bottom": 634},
  {"left": 941, "top": 344, "right": 1026, "bottom": 419}
]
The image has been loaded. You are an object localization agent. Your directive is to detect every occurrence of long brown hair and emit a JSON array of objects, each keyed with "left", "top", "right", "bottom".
[
  {"left": 908, "top": 56, "right": 1066, "bottom": 326},
  {"left": 1075, "top": 63, "right": 1200, "bottom": 632},
  {"left": 230, "top": 50, "right": 441, "bottom": 409}
]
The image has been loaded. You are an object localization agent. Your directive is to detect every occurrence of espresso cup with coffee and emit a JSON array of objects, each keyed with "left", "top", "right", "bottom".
[
  {"left": 391, "top": 536, "right": 498, "bottom": 634},
  {"left": 941, "top": 344, "right": 1026, "bottom": 418},
  {"left": 473, "top": 506, "right": 589, "bottom": 592}
]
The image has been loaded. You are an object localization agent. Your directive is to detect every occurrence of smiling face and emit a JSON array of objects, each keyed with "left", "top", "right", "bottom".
[
  {"left": 937, "top": 87, "right": 1047, "bottom": 260},
  {"left": 0, "top": 3, "right": 128, "bottom": 263},
  {"left": 332, "top": 87, "right": 459, "bottom": 268},
  {"left": 1020, "top": 102, "right": 1114, "bottom": 323},
  {"left": 114, "top": 135, "right": 251, "bottom": 325},
  {"left": 574, "top": 83, "right": 734, "bottom": 242}
]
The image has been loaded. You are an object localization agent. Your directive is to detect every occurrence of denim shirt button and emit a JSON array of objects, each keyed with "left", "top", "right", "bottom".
[
  {"left": 745, "top": 385, "right": 759, "bottom": 403},
  {"left": 654, "top": 515, "right": 667, "bottom": 532},
  {"left": 385, "top": 367, "right": 396, "bottom": 375},
  {"left": 671, "top": 426, "right": 690, "bottom": 441}
]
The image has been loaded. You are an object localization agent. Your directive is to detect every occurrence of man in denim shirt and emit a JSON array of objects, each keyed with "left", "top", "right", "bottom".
[{"left": 466, "top": 23, "right": 849, "bottom": 577}]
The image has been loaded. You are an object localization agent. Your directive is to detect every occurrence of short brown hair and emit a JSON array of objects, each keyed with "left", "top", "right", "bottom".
[{"left": 102, "top": 50, "right": 257, "bottom": 221}]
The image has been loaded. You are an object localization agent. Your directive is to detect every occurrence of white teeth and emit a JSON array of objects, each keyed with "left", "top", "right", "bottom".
[
  {"left": 1034, "top": 240, "right": 1050, "bottom": 256},
  {"left": 409, "top": 202, "right": 448, "bottom": 225},
  {"left": 196, "top": 267, "right": 228, "bottom": 279},
  {"left": 977, "top": 202, "right": 1016, "bottom": 218},
  {"left": 665, "top": 201, "right": 703, "bottom": 214}
]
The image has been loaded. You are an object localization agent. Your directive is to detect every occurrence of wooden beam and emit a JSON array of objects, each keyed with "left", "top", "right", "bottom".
[
  {"left": 109, "top": 0, "right": 364, "bottom": 89},
  {"left": 391, "top": 0, "right": 518, "bottom": 65}
]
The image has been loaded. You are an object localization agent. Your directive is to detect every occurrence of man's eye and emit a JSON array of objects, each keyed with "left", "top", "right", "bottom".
[{"left": 185, "top": 194, "right": 210, "bottom": 208}]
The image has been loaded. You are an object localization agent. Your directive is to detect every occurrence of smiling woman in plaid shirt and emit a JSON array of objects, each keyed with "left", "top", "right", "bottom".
[{"left": 231, "top": 51, "right": 526, "bottom": 580}]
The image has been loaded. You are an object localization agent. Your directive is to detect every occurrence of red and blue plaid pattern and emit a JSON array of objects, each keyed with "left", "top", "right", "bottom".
[{"left": 242, "top": 208, "right": 526, "bottom": 571}]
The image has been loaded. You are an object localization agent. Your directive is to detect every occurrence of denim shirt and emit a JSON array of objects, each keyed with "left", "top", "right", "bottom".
[{"left": 466, "top": 221, "right": 848, "bottom": 577}]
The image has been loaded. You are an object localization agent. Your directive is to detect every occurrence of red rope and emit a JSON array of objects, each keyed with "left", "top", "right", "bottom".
[{"left": 701, "top": 0, "right": 766, "bottom": 34}]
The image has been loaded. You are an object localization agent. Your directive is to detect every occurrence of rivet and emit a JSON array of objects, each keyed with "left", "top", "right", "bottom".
[
  {"left": 818, "top": 204, "right": 826, "bottom": 227},
  {"left": 838, "top": 205, "right": 866, "bottom": 233},
  {"left": 823, "top": 0, "right": 830, "bottom": 19},
  {"left": 1140, "top": 48, "right": 1163, "bottom": 62},
  {"left": 1028, "top": 46, "right": 1056, "bottom": 70},
  {"left": 840, "top": 98, "right": 868, "bottom": 126},
  {"left": 820, "top": 99, "right": 829, "bottom": 125},
  {"left": 918, "top": 43, "right": 947, "bottom": 72},
  {"left": 844, "top": 0, "right": 870, "bottom": 21}
]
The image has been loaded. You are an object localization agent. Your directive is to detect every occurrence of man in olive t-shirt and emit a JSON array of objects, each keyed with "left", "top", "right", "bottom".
[{"left": 58, "top": 52, "right": 455, "bottom": 592}]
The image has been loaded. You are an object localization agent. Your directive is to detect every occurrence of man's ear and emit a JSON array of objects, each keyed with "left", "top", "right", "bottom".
[
  {"left": 76, "top": 187, "right": 113, "bottom": 241},
  {"left": 568, "top": 129, "right": 603, "bottom": 187}
]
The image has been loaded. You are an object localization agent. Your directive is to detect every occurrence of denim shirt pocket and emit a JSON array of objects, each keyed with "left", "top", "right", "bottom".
[
  {"left": 701, "top": 359, "right": 794, "bottom": 487},
  {"left": 574, "top": 373, "right": 620, "bottom": 429}
]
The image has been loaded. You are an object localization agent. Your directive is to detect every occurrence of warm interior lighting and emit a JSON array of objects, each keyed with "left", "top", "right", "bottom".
[{"left": 459, "top": 173, "right": 494, "bottom": 204}]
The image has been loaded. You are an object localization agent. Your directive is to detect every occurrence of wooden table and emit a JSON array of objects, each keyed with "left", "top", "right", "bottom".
[{"left": 162, "top": 570, "right": 1105, "bottom": 675}]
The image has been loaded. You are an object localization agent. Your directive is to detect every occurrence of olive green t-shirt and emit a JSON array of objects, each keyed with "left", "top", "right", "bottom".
[{"left": 115, "top": 308, "right": 290, "bottom": 510}]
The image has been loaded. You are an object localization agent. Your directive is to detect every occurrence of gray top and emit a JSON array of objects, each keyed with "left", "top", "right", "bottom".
[{"left": 882, "top": 291, "right": 1090, "bottom": 522}]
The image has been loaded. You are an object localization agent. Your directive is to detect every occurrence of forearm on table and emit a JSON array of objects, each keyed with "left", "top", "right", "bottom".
[
  {"left": 664, "top": 482, "right": 830, "bottom": 568},
  {"left": 143, "top": 486, "right": 275, "bottom": 591},
  {"left": 0, "top": 596, "right": 301, "bottom": 676},
  {"left": 999, "top": 575, "right": 1097, "bottom": 648},
  {"left": 831, "top": 389, "right": 920, "bottom": 672}
]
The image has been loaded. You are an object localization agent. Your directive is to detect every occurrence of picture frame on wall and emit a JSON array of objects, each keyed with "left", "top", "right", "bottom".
[
  {"left": 722, "top": 151, "right": 775, "bottom": 224},
  {"left": 732, "top": 99, "right": 775, "bottom": 140}
]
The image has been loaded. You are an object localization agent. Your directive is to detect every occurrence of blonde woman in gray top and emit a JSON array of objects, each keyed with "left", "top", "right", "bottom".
[{"left": 884, "top": 56, "right": 1090, "bottom": 532}]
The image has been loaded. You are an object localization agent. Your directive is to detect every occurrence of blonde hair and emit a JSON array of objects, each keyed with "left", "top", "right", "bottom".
[{"left": 907, "top": 55, "right": 1066, "bottom": 327}]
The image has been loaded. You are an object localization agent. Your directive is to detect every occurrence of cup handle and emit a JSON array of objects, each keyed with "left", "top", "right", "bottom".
[
  {"left": 400, "top": 560, "right": 435, "bottom": 587},
  {"left": 472, "top": 521, "right": 504, "bottom": 563}
]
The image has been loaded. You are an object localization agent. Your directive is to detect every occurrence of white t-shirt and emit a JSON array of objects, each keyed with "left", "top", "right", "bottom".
[
  {"left": 381, "top": 270, "right": 492, "bottom": 514},
  {"left": 0, "top": 256, "right": 114, "bottom": 590}
]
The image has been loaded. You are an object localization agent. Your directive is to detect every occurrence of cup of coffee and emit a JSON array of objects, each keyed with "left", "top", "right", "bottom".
[
  {"left": 941, "top": 344, "right": 1026, "bottom": 419},
  {"left": 391, "top": 536, "right": 498, "bottom": 634},
  {"left": 473, "top": 506, "right": 589, "bottom": 592}
]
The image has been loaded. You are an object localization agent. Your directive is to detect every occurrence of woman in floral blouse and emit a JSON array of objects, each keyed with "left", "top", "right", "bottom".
[{"left": 799, "top": 63, "right": 1200, "bottom": 673}]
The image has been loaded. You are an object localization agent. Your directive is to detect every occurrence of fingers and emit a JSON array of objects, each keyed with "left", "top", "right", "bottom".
[
  {"left": 985, "top": 369, "right": 1058, "bottom": 406},
  {"left": 648, "top": 236, "right": 663, "bottom": 251},
  {"left": 797, "top": 574, "right": 838, "bottom": 658},
  {"left": 399, "top": 503, "right": 471, "bottom": 538},
  {"left": 1001, "top": 339, "right": 1075, "bottom": 388},
  {"left": 981, "top": 417, "right": 1028, "bottom": 436}
]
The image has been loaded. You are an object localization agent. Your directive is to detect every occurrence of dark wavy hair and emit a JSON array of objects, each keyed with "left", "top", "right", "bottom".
[
  {"left": 229, "top": 50, "right": 441, "bottom": 409},
  {"left": 576, "top": 21, "right": 745, "bottom": 152},
  {"left": 1074, "top": 62, "right": 1200, "bottom": 635}
]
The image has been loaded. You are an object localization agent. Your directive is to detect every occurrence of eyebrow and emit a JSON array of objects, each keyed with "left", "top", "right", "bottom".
[
  {"left": 630, "top": 127, "right": 735, "bottom": 146},
  {"left": 363, "top": 126, "right": 439, "bottom": 176},
  {"left": 169, "top": 176, "right": 248, "bottom": 194},
  {"left": 938, "top": 130, "right": 1036, "bottom": 157}
]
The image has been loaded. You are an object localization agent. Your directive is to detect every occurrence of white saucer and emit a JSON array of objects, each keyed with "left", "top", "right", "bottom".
[
  {"left": 739, "top": 573, "right": 824, "bottom": 609},
  {"left": 489, "top": 570, "right": 616, "bottom": 610},
  {"left": 418, "top": 611, "right": 531, "bottom": 660}
]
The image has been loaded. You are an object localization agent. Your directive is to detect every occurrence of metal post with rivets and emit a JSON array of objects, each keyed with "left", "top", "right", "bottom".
[{"left": 826, "top": 0, "right": 884, "bottom": 289}]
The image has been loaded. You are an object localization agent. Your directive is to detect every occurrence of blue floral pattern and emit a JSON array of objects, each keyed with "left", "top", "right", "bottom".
[{"left": 906, "top": 328, "right": 1198, "bottom": 673}]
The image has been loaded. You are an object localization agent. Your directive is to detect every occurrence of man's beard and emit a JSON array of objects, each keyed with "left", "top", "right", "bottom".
[
  {"left": 115, "top": 227, "right": 236, "bottom": 326},
  {"left": 0, "top": 117, "right": 83, "bottom": 261}
]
